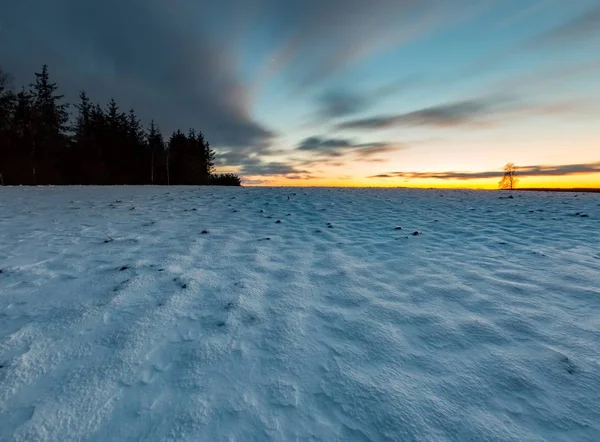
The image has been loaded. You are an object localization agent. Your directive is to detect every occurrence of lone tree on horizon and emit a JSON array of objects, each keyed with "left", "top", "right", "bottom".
[{"left": 499, "top": 163, "right": 518, "bottom": 190}]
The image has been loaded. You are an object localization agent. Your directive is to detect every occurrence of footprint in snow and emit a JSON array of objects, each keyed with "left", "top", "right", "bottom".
[{"left": 561, "top": 356, "right": 576, "bottom": 375}]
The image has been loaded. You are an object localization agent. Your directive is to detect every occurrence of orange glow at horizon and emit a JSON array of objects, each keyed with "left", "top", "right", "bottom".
[{"left": 246, "top": 173, "right": 600, "bottom": 189}]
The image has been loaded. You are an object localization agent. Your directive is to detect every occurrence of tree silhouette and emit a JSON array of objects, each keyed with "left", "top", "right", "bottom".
[
  {"left": 0, "top": 65, "right": 241, "bottom": 186},
  {"left": 210, "top": 173, "right": 242, "bottom": 186},
  {"left": 147, "top": 120, "right": 165, "bottom": 184},
  {"left": 0, "top": 68, "right": 15, "bottom": 184},
  {"left": 499, "top": 163, "right": 518, "bottom": 190},
  {"left": 30, "top": 65, "right": 69, "bottom": 183}
]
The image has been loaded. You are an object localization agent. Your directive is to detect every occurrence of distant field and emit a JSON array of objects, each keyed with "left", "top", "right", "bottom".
[
  {"left": 516, "top": 188, "right": 600, "bottom": 193},
  {"left": 1, "top": 187, "right": 599, "bottom": 441}
]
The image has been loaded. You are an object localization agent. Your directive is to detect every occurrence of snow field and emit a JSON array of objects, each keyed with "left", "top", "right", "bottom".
[{"left": 0, "top": 186, "right": 599, "bottom": 441}]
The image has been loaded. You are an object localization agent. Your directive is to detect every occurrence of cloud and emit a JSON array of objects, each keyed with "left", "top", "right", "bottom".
[
  {"left": 315, "top": 90, "right": 368, "bottom": 119},
  {"left": 0, "top": 0, "right": 273, "bottom": 150},
  {"left": 296, "top": 136, "right": 402, "bottom": 160},
  {"left": 240, "top": 161, "right": 309, "bottom": 177},
  {"left": 337, "top": 95, "right": 597, "bottom": 132},
  {"left": 337, "top": 99, "right": 494, "bottom": 130},
  {"left": 254, "top": 0, "right": 477, "bottom": 92},
  {"left": 297, "top": 137, "right": 357, "bottom": 152},
  {"left": 314, "top": 77, "right": 418, "bottom": 120},
  {"left": 354, "top": 145, "right": 399, "bottom": 158},
  {"left": 497, "top": 0, "right": 551, "bottom": 28},
  {"left": 527, "top": 4, "right": 600, "bottom": 47},
  {"left": 369, "top": 162, "right": 600, "bottom": 180}
]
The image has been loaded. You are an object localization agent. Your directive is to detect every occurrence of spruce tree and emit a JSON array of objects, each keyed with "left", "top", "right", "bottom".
[
  {"left": 0, "top": 69, "right": 15, "bottom": 184},
  {"left": 147, "top": 120, "right": 165, "bottom": 184},
  {"left": 30, "top": 65, "right": 68, "bottom": 183},
  {"left": 74, "top": 91, "right": 91, "bottom": 144}
]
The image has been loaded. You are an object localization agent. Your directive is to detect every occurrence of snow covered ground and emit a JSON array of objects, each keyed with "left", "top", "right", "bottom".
[{"left": 0, "top": 186, "right": 599, "bottom": 441}]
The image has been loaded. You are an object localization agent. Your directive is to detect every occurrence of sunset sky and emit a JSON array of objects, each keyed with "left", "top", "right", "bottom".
[{"left": 1, "top": 0, "right": 599, "bottom": 188}]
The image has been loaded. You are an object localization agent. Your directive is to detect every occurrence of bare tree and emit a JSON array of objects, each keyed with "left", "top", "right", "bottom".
[{"left": 499, "top": 163, "right": 518, "bottom": 190}]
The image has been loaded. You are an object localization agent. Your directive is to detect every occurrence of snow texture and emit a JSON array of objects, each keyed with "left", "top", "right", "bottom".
[{"left": 0, "top": 186, "right": 599, "bottom": 441}]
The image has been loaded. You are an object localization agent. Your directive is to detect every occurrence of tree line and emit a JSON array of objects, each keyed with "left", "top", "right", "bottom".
[{"left": 0, "top": 65, "right": 241, "bottom": 186}]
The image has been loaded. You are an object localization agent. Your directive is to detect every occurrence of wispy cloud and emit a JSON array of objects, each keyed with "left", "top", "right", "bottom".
[
  {"left": 297, "top": 136, "right": 402, "bottom": 159},
  {"left": 370, "top": 162, "right": 600, "bottom": 180},
  {"left": 240, "top": 161, "right": 309, "bottom": 177},
  {"left": 527, "top": 4, "right": 600, "bottom": 47},
  {"left": 314, "top": 77, "right": 419, "bottom": 120},
  {"left": 337, "top": 99, "right": 495, "bottom": 130},
  {"left": 254, "top": 0, "right": 458, "bottom": 93},
  {"left": 337, "top": 96, "right": 596, "bottom": 132},
  {"left": 498, "top": 0, "right": 552, "bottom": 28}
]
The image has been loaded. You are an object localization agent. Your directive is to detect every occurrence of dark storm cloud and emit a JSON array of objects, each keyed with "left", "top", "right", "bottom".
[
  {"left": 0, "top": 0, "right": 273, "bottom": 150},
  {"left": 369, "top": 162, "right": 600, "bottom": 180},
  {"left": 0, "top": 0, "right": 463, "bottom": 170},
  {"left": 337, "top": 100, "right": 493, "bottom": 130}
]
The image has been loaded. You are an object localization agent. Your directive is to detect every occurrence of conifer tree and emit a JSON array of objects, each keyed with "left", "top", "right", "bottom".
[{"left": 0, "top": 65, "right": 241, "bottom": 186}]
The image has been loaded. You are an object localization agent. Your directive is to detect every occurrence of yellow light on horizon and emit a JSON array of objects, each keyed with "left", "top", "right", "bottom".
[{"left": 248, "top": 173, "right": 600, "bottom": 189}]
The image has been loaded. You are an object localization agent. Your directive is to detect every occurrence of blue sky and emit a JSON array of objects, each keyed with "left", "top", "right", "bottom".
[{"left": 1, "top": 0, "right": 599, "bottom": 186}]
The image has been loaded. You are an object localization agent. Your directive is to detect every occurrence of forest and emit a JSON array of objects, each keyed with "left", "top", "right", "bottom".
[{"left": 0, "top": 65, "right": 241, "bottom": 186}]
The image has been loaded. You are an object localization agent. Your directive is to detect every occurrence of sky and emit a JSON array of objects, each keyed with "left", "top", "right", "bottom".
[{"left": 1, "top": 0, "right": 599, "bottom": 188}]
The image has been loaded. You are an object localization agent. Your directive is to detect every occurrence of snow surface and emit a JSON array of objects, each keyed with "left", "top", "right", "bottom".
[{"left": 1, "top": 186, "right": 599, "bottom": 441}]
